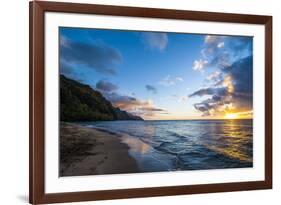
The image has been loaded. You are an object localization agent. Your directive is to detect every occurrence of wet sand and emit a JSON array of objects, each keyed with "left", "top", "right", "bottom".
[{"left": 60, "top": 122, "right": 139, "bottom": 176}]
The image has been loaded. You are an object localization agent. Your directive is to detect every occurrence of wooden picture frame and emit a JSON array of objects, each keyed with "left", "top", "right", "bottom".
[{"left": 29, "top": 1, "right": 272, "bottom": 204}]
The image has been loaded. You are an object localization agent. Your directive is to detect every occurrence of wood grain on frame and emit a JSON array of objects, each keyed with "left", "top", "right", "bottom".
[{"left": 29, "top": 1, "right": 272, "bottom": 204}]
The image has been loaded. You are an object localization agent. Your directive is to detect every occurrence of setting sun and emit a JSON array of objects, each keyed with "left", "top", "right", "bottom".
[{"left": 224, "top": 113, "right": 238, "bottom": 119}]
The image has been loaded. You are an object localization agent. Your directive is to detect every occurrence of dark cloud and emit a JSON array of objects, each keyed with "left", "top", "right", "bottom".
[
  {"left": 202, "top": 35, "right": 225, "bottom": 57},
  {"left": 194, "top": 103, "right": 212, "bottom": 116},
  {"left": 145, "top": 85, "right": 157, "bottom": 94},
  {"left": 135, "top": 107, "right": 168, "bottom": 117},
  {"left": 209, "top": 51, "right": 231, "bottom": 68},
  {"left": 189, "top": 87, "right": 228, "bottom": 98},
  {"left": 59, "top": 59, "right": 90, "bottom": 83},
  {"left": 140, "top": 107, "right": 166, "bottom": 112},
  {"left": 60, "top": 36, "right": 122, "bottom": 75},
  {"left": 104, "top": 92, "right": 138, "bottom": 107},
  {"left": 212, "top": 95, "right": 222, "bottom": 102},
  {"left": 193, "top": 97, "right": 231, "bottom": 116},
  {"left": 224, "top": 55, "right": 253, "bottom": 94},
  {"left": 60, "top": 60, "right": 73, "bottom": 75},
  {"left": 228, "top": 36, "right": 253, "bottom": 56},
  {"left": 199, "top": 35, "right": 253, "bottom": 71},
  {"left": 96, "top": 80, "right": 118, "bottom": 93},
  {"left": 101, "top": 91, "right": 165, "bottom": 118},
  {"left": 190, "top": 34, "right": 253, "bottom": 116},
  {"left": 189, "top": 55, "right": 253, "bottom": 116}
]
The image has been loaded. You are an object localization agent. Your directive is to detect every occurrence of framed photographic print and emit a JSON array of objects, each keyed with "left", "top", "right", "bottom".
[{"left": 29, "top": 1, "right": 272, "bottom": 204}]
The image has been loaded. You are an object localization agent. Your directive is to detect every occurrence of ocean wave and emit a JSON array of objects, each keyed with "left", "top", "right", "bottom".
[{"left": 80, "top": 120, "right": 253, "bottom": 171}]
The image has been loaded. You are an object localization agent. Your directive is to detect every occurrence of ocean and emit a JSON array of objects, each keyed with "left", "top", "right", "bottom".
[{"left": 81, "top": 119, "right": 253, "bottom": 172}]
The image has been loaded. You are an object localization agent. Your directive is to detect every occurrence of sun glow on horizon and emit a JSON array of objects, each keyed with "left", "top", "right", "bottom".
[
  {"left": 223, "top": 110, "right": 253, "bottom": 120},
  {"left": 224, "top": 113, "right": 238, "bottom": 119},
  {"left": 142, "top": 109, "right": 253, "bottom": 120}
]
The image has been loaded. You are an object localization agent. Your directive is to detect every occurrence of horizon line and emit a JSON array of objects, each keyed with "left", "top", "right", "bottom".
[{"left": 143, "top": 118, "right": 253, "bottom": 121}]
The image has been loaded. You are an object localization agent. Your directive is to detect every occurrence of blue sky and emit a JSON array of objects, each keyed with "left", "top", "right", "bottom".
[{"left": 60, "top": 27, "right": 253, "bottom": 120}]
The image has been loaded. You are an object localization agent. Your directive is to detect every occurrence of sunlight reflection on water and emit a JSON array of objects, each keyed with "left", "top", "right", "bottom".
[{"left": 121, "top": 134, "right": 151, "bottom": 154}]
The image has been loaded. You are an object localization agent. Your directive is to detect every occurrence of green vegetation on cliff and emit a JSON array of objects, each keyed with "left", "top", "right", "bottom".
[{"left": 60, "top": 75, "right": 143, "bottom": 121}]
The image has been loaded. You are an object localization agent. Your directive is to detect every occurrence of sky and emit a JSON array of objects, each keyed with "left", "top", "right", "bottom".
[{"left": 59, "top": 27, "right": 253, "bottom": 120}]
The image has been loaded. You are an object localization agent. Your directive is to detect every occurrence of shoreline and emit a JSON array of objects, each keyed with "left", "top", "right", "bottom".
[
  {"left": 60, "top": 121, "right": 253, "bottom": 176},
  {"left": 60, "top": 122, "right": 139, "bottom": 176}
]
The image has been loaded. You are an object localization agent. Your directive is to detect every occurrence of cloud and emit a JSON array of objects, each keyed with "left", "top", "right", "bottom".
[
  {"left": 60, "top": 36, "right": 122, "bottom": 75},
  {"left": 223, "top": 55, "right": 253, "bottom": 94},
  {"left": 104, "top": 92, "right": 140, "bottom": 109},
  {"left": 194, "top": 35, "right": 252, "bottom": 75},
  {"left": 138, "top": 107, "right": 166, "bottom": 112},
  {"left": 60, "top": 36, "right": 70, "bottom": 48},
  {"left": 92, "top": 78, "right": 165, "bottom": 119},
  {"left": 145, "top": 85, "right": 157, "bottom": 94},
  {"left": 189, "top": 55, "right": 253, "bottom": 117},
  {"left": 200, "top": 35, "right": 252, "bottom": 70},
  {"left": 192, "top": 59, "right": 208, "bottom": 72},
  {"left": 60, "top": 60, "right": 74, "bottom": 75},
  {"left": 205, "top": 35, "right": 223, "bottom": 44},
  {"left": 141, "top": 32, "right": 168, "bottom": 51},
  {"left": 96, "top": 80, "right": 118, "bottom": 92},
  {"left": 106, "top": 93, "right": 147, "bottom": 112},
  {"left": 135, "top": 106, "right": 168, "bottom": 118},
  {"left": 199, "top": 35, "right": 231, "bottom": 70},
  {"left": 208, "top": 51, "right": 231, "bottom": 68},
  {"left": 201, "top": 35, "right": 225, "bottom": 57},
  {"left": 100, "top": 91, "right": 165, "bottom": 119},
  {"left": 217, "top": 42, "right": 225, "bottom": 48},
  {"left": 191, "top": 35, "right": 253, "bottom": 119},
  {"left": 189, "top": 87, "right": 228, "bottom": 98},
  {"left": 159, "top": 75, "right": 184, "bottom": 87},
  {"left": 206, "top": 71, "right": 222, "bottom": 82},
  {"left": 176, "top": 77, "right": 184, "bottom": 82},
  {"left": 228, "top": 36, "right": 253, "bottom": 56},
  {"left": 159, "top": 75, "right": 175, "bottom": 86},
  {"left": 59, "top": 59, "right": 91, "bottom": 83}
]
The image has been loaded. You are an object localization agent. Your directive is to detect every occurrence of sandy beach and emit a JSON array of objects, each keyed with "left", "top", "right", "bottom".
[{"left": 60, "top": 122, "right": 139, "bottom": 176}]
